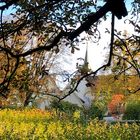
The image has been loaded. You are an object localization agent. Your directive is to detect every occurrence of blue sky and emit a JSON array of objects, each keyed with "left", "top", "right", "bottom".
[{"left": 1, "top": 0, "right": 133, "bottom": 15}]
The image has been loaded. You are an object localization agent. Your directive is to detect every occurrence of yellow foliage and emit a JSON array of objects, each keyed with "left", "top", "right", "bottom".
[{"left": 0, "top": 109, "right": 139, "bottom": 139}]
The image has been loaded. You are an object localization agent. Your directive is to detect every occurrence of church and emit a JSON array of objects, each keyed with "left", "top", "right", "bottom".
[
  {"left": 37, "top": 47, "right": 96, "bottom": 110},
  {"left": 62, "top": 47, "right": 96, "bottom": 109}
]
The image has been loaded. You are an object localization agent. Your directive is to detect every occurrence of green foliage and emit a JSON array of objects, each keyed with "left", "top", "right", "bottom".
[
  {"left": 50, "top": 100, "right": 81, "bottom": 114},
  {"left": 123, "top": 101, "right": 140, "bottom": 120},
  {"left": 50, "top": 100, "right": 104, "bottom": 120},
  {"left": 93, "top": 91, "right": 112, "bottom": 113},
  {"left": 85, "top": 103, "right": 104, "bottom": 120}
]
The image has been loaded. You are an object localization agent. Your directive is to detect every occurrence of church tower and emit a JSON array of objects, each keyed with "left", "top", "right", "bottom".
[{"left": 79, "top": 46, "right": 91, "bottom": 75}]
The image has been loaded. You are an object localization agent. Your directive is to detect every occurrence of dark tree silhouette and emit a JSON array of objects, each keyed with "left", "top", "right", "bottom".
[{"left": 0, "top": 0, "right": 139, "bottom": 101}]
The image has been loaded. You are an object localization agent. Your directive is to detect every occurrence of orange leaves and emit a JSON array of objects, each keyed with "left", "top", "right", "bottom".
[
  {"left": 16, "top": 64, "right": 27, "bottom": 76},
  {"left": 108, "top": 94, "right": 125, "bottom": 114}
]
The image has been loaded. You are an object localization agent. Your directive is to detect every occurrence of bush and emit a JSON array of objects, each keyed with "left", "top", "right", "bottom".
[
  {"left": 50, "top": 100, "right": 104, "bottom": 120},
  {"left": 50, "top": 100, "right": 81, "bottom": 114},
  {"left": 123, "top": 101, "right": 140, "bottom": 120},
  {"left": 83, "top": 103, "right": 104, "bottom": 120},
  {"left": 0, "top": 109, "right": 140, "bottom": 140}
]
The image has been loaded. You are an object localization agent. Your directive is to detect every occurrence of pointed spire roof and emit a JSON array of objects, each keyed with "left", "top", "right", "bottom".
[
  {"left": 79, "top": 46, "right": 91, "bottom": 75},
  {"left": 84, "top": 46, "right": 88, "bottom": 67}
]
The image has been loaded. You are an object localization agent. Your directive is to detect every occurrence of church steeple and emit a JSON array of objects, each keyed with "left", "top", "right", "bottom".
[
  {"left": 84, "top": 46, "right": 89, "bottom": 69},
  {"left": 79, "top": 46, "right": 91, "bottom": 75}
]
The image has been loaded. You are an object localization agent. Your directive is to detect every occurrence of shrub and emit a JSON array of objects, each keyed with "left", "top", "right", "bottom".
[
  {"left": 51, "top": 100, "right": 104, "bottom": 120},
  {"left": 123, "top": 101, "right": 140, "bottom": 120},
  {"left": 0, "top": 109, "right": 140, "bottom": 139},
  {"left": 50, "top": 100, "right": 81, "bottom": 114},
  {"left": 108, "top": 94, "right": 125, "bottom": 115},
  {"left": 84, "top": 103, "right": 104, "bottom": 120}
]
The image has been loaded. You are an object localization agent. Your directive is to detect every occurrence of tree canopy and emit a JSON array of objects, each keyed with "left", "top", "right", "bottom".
[{"left": 0, "top": 0, "right": 140, "bottom": 102}]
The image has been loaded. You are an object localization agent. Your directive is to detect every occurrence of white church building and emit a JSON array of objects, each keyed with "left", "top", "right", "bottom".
[{"left": 37, "top": 47, "right": 95, "bottom": 110}]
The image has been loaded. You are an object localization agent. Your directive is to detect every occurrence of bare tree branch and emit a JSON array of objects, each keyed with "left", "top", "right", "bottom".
[
  {"left": 68, "top": 0, "right": 127, "bottom": 40},
  {"left": 113, "top": 53, "right": 140, "bottom": 76},
  {"left": 114, "top": 34, "right": 140, "bottom": 76},
  {"left": 59, "top": 12, "right": 116, "bottom": 101},
  {"left": 0, "top": 57, "right": 19, "bottom": 98}
]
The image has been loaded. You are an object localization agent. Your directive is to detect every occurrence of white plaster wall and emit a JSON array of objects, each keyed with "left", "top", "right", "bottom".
[
  {"left": 37, "top": 78, "right": 93, "bottom": 110},
  {"left": 64, "top": 78, "right": 92, "bottom": 108}
]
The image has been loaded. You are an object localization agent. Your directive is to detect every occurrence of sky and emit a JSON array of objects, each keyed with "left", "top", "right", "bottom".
[{"left": 69, "top": 0, "right": 135, "bottom": 72}]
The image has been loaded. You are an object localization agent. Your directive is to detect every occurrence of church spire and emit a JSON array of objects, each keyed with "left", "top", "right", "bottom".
[
  {"left": 84, "top": 46, "right": 89, "bottom": 68},
  {"left": 79, "top": 46, "right": 91, "bottom": 75}
]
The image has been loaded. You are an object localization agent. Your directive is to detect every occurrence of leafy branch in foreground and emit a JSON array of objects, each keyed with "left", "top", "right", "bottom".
[{"left": 1, "top": 0, "right": 139, "bottom": 102}]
